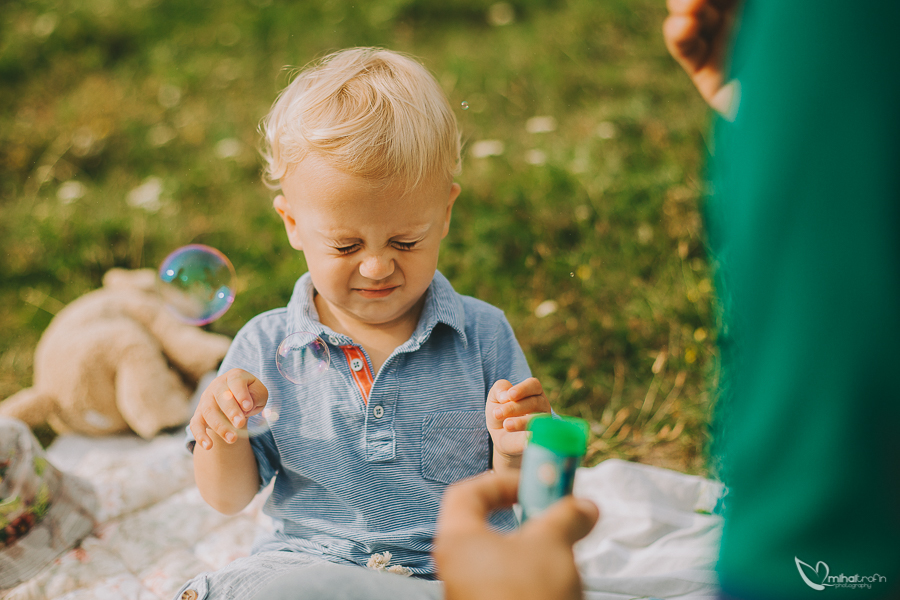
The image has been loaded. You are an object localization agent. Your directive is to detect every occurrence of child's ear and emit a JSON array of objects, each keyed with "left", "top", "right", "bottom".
[
  {"left": 273, "top": 195, "right": 303, "bottom": 251},
  {"left": 442, "top": 183, "right": 461, "bottom": 239}
]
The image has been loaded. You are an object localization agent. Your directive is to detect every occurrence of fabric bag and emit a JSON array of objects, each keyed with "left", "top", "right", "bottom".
[{"left": 0, "top": 417, "right": 98, "bottom": 589}]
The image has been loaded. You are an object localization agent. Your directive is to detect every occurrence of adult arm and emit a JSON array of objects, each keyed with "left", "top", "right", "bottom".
[{"left": 707, "top": 1, "right": 900, "bottom": 597}]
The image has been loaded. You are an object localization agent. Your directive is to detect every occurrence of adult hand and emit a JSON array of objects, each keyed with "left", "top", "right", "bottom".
[
  {"left": 434, "top": 470, "right": 599, "bottom": 600},
  {"left": 663, "top": 0, "right": 740, "bottom": 114}
]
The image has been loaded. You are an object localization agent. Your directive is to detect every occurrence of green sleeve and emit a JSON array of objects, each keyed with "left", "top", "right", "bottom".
[{"left": 708, "top": 1, "right": 900, "bottom": 598}]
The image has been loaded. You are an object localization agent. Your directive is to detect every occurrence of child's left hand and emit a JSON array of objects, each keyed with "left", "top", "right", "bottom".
[{"left": 486, "top": 377, "right": 552, "bottom": 471}]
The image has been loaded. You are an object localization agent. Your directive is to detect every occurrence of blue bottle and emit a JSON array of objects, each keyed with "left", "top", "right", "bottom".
[{"left": 517, "top": 415, "right": 589, "bottom": 521}]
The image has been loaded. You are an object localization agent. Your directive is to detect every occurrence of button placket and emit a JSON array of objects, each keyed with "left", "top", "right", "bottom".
[{"left": 364, "top": 367, "right": 397, "bottom": 462}]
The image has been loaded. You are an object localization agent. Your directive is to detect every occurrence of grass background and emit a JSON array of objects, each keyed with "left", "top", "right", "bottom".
[{"left": 0, "top": 0, "right": 717, "bottom": 474}]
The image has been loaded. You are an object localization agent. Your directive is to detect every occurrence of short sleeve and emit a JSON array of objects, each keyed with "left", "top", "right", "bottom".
[
  {"left": 481, "top": 311, "right": 532, "bottom": 392},
  {"left": 248, "top": 428, "right": 279, "bottom": 490}
]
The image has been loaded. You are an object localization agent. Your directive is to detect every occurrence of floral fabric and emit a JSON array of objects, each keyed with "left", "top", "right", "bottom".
[
  {"left": 1, "top": 432, "right": 270, "bottom": 600},
  {"left": 0, "top": 418, "right": 97, "bottom": 590}
]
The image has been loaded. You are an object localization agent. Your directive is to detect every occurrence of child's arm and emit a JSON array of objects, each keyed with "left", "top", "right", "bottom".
[
  {"left": 189, "top": 368, "right": 268, "bottom": 515},
  {"left": 486, "top": 377, "right": 552, "bottom": 476}
]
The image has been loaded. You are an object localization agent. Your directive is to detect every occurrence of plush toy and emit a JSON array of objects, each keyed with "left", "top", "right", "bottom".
[{"left": 0, "top": 268, "right": 231, "bottom": 439}]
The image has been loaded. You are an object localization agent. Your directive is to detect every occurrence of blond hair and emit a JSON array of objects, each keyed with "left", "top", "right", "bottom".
[{"left": 261, "top": 47, "right": 461, "bottom": 190}]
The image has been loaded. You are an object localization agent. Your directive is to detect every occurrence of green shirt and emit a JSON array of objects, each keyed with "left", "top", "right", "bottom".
[{"left": 708, "top": 1, "right": 900, "bottom": 598}]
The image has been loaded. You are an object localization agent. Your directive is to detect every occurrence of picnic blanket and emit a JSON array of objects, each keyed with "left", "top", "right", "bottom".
[{"left": 1, "top": 432, "right": 724, "bottom": 600}]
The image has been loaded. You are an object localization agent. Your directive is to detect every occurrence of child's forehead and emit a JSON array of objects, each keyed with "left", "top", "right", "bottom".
[
  {"left": 308, "top": 204, "right": 438, "bottom": 241},
  {"left": 282, "top": 159, "right": 449, "bottom": 235},
  {"left": 282, "top": 157, "right": 450, "bottom": 206}
]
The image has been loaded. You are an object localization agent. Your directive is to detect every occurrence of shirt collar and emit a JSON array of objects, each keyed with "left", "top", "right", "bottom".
[{"left": 286, "top": 271, "right": 467, "bottom": 348}]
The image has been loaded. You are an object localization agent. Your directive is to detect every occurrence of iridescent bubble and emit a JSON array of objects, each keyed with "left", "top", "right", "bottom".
[
  {"left": 461, "top": 101, "right": 469, "bottom": 110},
  {"left": 158, "top": 244, "right": 236, "bottom": 325},
  {"left": 276, "top": 331, "right": 331, "bottom": 385},
  {"left": 244, "top": 332, "right": 330, "bottom": 438}
]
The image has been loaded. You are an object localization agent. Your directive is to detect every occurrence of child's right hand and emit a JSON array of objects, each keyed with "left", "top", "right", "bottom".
[{"left": 189, "top": 368, "right": 269, "bottom": 450}]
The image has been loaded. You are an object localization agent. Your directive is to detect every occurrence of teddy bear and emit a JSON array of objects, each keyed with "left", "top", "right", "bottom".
[{"left": 0, "top": 268, "right": 232, "bottom": 439}]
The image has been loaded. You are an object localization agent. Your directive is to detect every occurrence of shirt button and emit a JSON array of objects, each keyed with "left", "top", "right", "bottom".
[
  {"left": 328, "top": 334, "right": 341, "bottom": 345},
  {"left": 373, "top": 406, "right": 384, "bottom": 419},
  {"left": 350, "top": 358, "right": 364, "bottom": 372},
  {"left": 181, "top": 591, "right": 199, "bottom": 600}
]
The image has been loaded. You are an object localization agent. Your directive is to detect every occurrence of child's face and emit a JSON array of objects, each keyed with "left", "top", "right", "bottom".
[{"left": 274, "top": 155, "right": 461, "bottom": 332}]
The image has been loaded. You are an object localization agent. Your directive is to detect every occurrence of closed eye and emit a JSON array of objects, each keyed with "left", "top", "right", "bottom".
[
  {"left": 334, "top": 244, "right": 360, "bottom": 255},
  {"left": 392, "top": 241, "right": 418, "bottom": 251}
]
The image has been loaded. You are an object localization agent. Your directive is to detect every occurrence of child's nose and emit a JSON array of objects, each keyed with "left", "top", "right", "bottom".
[{"left": 359, "top": 253, "right": 395, "bottom": 280}]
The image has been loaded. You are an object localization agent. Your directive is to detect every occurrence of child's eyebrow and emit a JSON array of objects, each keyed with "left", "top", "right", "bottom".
[
  {"left": 323, "top": 225, "right": 433, "bottom": 243},
  {"left": 390, "top": 226, "right": 432, "bottom": 239}
]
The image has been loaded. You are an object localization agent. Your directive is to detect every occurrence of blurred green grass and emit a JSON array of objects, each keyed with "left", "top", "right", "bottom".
[{"left": 1, "top": 0, "right": 716, "bottom": 474}]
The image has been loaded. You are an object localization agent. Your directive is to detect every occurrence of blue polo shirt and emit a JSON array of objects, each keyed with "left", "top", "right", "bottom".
[{"left": 193, "top": 271, "right": 528, "bottom": 577}]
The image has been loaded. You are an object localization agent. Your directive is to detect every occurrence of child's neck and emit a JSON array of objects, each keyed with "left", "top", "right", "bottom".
[{"left": 314, "top": 294, "right": 425, "bottom": 375}]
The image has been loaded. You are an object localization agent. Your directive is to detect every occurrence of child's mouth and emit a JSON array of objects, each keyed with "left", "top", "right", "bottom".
[{"left": 356, "top": 287, "right": 397, "bottom": 299}]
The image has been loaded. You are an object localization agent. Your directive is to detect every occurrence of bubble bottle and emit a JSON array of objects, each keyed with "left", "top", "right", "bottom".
[{"left": 517, "top": 414, "right": 588, "bottom": 521}]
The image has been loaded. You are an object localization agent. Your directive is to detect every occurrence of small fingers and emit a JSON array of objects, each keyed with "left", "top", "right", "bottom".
[
  {"left": 491, "top": 394, "right": 549, "bottom": 422},
  {"left": 486, "top": 380, "right": 513, "bottom": 429},
  {"left": 224, "top": 368, "right": 269, "bottom": 416},
  {"left": 245, "top": 377, "right": 269, "bottom": 416},
  {"left": 190, "top": 369, "right": 268, "bottom": 448},
  {"left": 213, "top": 383, "right": 247, "bottom": 430},
  {"left": 189, "top": 412, "right": 213, "bottom": 451},
  {"left": 502, "top": 415, "right": 531, "bottom": 432},
  {"left": 497, "top": 377, "right": 544, "bottom": 403},
  {"left": 487, "top": 379, "right": 513, "bottom": 404},
  {"left": 217, "top": 369, "right": 270, "bottom": 427},
  {"left": 201, "top": 394, "right": 239, "bottom": 443},
  {"left": 226, "top": 370, "right": 255, "bottom": 413}
]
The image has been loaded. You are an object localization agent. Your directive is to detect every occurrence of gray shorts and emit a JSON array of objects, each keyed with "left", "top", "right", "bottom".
[{"left": 173, "top": 551, "right": 443, "bottom": 600}]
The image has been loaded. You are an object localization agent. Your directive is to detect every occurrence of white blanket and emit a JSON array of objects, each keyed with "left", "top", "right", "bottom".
[
  {"left": 1, "top": 433, "right": 723, "bottom": 600},
  {"left": 573, "top": 459, "right": 724, "bottom": 600}
]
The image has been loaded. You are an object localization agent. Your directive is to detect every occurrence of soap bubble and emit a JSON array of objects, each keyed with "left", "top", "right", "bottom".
[
  {"left": 276, "top": 331, "right": 331, "bottom": 385},
  {"left": 158, "top": 244, "right": 236, "bottom": 325},
  {"left": 244, "top": 332, "right": 330, "bottom": 438},
  {"left": 461, "top": 101, "right": 469, "bottom": 110}
]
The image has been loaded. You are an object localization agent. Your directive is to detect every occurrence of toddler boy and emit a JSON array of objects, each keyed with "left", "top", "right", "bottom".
[{"left": 176, "top": 47, "right": 551, "bottom": 600}]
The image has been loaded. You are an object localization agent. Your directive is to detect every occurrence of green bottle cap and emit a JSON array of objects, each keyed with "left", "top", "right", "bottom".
[{"left": 527, "top": 414, "right": 589, "bottom": 456}]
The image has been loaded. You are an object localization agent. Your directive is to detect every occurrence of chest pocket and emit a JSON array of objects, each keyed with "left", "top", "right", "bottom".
[{"left": 421, "top": 410, "right": 490, "bottom": 484}]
